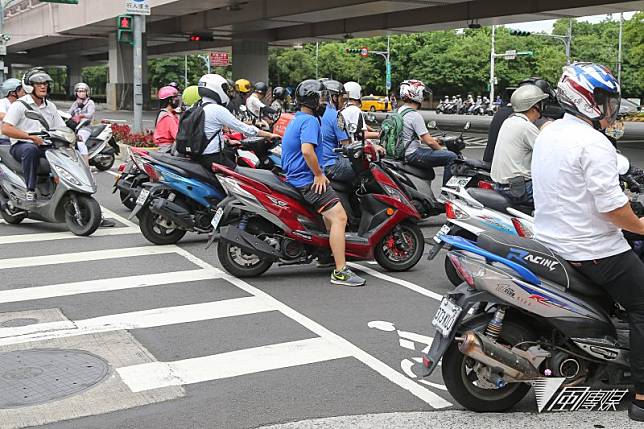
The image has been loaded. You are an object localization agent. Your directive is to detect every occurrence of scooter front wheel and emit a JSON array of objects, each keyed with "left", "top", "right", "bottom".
[
  {"left": 64, "top": 194, "right": 101, "bottom": 236},
  {"left": 93, "top": 154, "right": 115, "bottom": 171},
  {"left": 374, "top": 221, "right": 424, "bottom": 271}
]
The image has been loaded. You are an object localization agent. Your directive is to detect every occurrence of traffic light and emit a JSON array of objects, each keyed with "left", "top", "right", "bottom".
[
  {"left": 510, "top": 30, "right": 531, "bottom": 36},
  {"left": 117, "top": 15, "right": 133, "bottom": 45},
  {"left": 345, "top": 47, "right": 369, "bottom": 57},
  {"left": 188, "top": 34, "right": 215, "bottom": 42},
  {"left": 345, "top": 48, "right": 362, "bottom": 54}
]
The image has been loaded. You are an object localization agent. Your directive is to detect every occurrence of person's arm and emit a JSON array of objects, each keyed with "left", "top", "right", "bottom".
[
  {"left": 420, "top": 132, "right": 441, "bottom": 150},
  {"left": 603, "top": 203, "right": 644, "bottom": 235},
  {"left": 0, "top": 112, "right": 5, "bottom": 121},
  {"left": 302, "top": 143, "right": 328, "bottom": 193},
  {"left": 81, "top": 100, "right": 95, "bottom": 121},
  {"left": 220, "top": 107, "right": 279, "bottom": 140},
  {"left": 2, "top": 123, "right": 44, "bottom": 145}
]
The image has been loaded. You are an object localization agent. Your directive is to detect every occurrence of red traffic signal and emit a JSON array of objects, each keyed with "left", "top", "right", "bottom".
[
  {"left": 190, "top": 35, "right": 201, "bottom": 42},
  {"left": 118, "top": 15, "right": 132, "bottom": 30}
]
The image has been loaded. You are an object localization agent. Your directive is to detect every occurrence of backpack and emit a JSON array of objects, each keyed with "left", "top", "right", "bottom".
[
  {"left": 175, "top": 101, "right": 220, "bottom": 156},
  {"left": 380, "top": 107, "right": 416, "bottom": 161}
]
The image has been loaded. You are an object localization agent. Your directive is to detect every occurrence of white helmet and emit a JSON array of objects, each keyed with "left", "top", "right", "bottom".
[
  {"left": 197, "top": 73, "right": 230, "bottom": 106},
  {"left": 343, "top": 81, "right": 362, "bottom": 101},
  {"left": 74, "top": 82, "right": 90, "bottom": 96},
  {"left": 399, "top": 79, "right": 426, "bottom": 104}
]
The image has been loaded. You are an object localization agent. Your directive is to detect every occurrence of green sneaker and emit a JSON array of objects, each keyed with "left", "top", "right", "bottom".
[{"left": 331, "top": 267, "right": 366, "bottom": 287}]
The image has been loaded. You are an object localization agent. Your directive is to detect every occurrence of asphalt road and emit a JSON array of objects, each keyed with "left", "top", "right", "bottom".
[{"left": 0, "top": 146, "right": 642, "bottom": 429}]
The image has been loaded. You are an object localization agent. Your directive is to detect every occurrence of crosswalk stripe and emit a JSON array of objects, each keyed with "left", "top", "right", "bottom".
[
  {"left": 0, "top": 245, "right": 178, "bottom": 270},
  {"left": 0, "top": 296, "right": 276, "bottom": 346},
  {"left": 0, "top": 218, "right": 40, "bottom": 224},
  {"left": 347, "top": 262, "right": 443, "bottom": 301},
  {"left": 117, "top": 337, "right": 351, "bottom": 392},
  {"left": 0, "top": 269, "right": 221, "bottom": 304},
  {"left": 0, "top": 226, "right": 141, "bottom": 245}
]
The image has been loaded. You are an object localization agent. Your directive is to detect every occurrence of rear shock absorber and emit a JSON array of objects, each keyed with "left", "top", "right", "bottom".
[
  {"left": 485, "top": 306, "right": 506, "bottom": 341},
  {"left": 239, "top": 214, "right": 249, "bottom": 231}
]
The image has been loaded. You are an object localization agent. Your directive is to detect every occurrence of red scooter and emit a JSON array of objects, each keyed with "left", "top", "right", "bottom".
[{"left": 209, "top": 141, "right": 425, "bottom": 278}]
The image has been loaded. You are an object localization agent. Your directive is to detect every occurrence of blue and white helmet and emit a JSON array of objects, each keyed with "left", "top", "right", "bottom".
[{"left": 556, "top": 62, "right": 620, "bottom": 123}]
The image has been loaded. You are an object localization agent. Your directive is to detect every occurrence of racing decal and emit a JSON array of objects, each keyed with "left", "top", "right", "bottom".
[{"left": 507, "top": 248, "right": 560, "bottom": 272}]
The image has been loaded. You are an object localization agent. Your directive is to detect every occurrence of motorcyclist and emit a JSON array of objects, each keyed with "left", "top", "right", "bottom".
[
  {"left": 490, "top": 84, "right": 548, "bottom": 205},
  {"left": 271, "top": 86, "right": 287, "bottom": 112},
  {"left": 246, "top": 81, "right": 275, "bottom": 121},
  {"left": 531, "top": 62, "right": 644, "bottom": 422},
  {"left": 153, "top": 86, "right": 181, "bottom": 147},
  {"left": 2, "top": 68, "right": 66, "bottom": 204},
  {"left": 227, "top": 78, "right": 251, "bottom": 116},
  {"left": 195, "top": 73, "right": 279, "bottom": 170},
  {"left": 68, "top": 82, "right": 95, "bottom": 165},
  {"left": 320, "top": 80, "right": 352, "bottom": 183},
  {"left": 0, "top": 78, "right": 26, "bottom": 145},
  {"left": 398, "top": 79, "right": 457, "bottom": 185},
  {"left": 182, "top": 85, "right": 201, "bottom": 108},
  {"left": 338, "top": 81, "right": 379, "bottom": 143},
  {"left": 281, "top": 79, "right": 365, "bottom": 287}
]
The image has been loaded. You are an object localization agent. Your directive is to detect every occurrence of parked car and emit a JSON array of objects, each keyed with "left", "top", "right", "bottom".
[{"left": 361, "top": 95, "right": 392, "bottom": 112}]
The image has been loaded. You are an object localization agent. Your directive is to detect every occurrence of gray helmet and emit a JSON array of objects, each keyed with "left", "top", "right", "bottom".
[
  {"left": 510, "top": 84, "right": 548, "bottom": 113},
  {"left": 74, "top": 82, "right": 90, "bottom": 96},
  {"left": 0, "top": 78, "right": 22, "bottom": 98},
  {"left": 22, "top": 67, "right": 53, "bottom": 95}
]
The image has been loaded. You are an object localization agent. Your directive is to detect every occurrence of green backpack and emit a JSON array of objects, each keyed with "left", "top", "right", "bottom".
[{"left": 380, "top": 108, "right": 415, "bottom": 160}]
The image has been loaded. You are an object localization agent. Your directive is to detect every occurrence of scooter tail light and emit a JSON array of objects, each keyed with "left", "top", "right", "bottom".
[
  {"left": 512, "top": 217, "right": 534, "bottom": 238},
  {"left": 445, "top": 201, "right": 467, "bottom": 220},
  {"left": 117, "top": 163, "right": 126, "bottom": 173},
  {"left": 143, "top": 163, "right": 161, "bottom": 182},
  {"left": 478, "top": 180, "right": 494, "bottom": 190},
  {"left": 447, "top": 253, "right": 475, "bottom": 287}
]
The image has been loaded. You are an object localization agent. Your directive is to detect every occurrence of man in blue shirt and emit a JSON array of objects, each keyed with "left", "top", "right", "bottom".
[
  {"left": 319, "top": 80, "right": 353, "bottom": 182},
  {"left": 282, "top": 79, "right": 366, "bottom": 287}
]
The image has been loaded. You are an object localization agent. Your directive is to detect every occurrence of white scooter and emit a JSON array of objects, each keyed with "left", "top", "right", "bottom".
[
  {"left": 0, "top": 110, "right": 102, "bottom": 235},
  {"left": 59, "top": 111, "right": 119, "bottom": 171}
]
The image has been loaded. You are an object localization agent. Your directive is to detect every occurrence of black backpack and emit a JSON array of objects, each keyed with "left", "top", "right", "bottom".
[{"left": 175, "top": 101, "right": 220, "bottom": 156}]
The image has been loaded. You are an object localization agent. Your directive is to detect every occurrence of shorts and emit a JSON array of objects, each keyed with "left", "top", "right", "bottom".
[{"left": 297, "top": 184, "right": 340, "bottom": 214}]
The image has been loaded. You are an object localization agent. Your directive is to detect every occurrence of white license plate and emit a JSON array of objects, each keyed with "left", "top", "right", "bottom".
[
  {"left": 210, "top": 207, "right": 224, "bottom": 230},
  {"left": 446, "top": 176, "right": 472, "bottom": 188},
  {"left": 432, "top": 297, "right": 462, "bottom": 337},
  {"left": 136, "top": 189, "right": 150, "bottom": 206},
  {"left": 433, "top": 224, "right": 451, "bottom": 243}
]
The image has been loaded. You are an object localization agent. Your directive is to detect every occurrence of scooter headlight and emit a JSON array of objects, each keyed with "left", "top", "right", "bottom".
[{"left": 52, "top": 164, "right": 82, "bottom": 186}]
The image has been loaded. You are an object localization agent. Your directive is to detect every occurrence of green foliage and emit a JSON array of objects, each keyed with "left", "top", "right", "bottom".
[
  {"left": 267, "top": 14, "right": 643, "bottom": 98},
  {"left": 81, "top": 65, "right": 108, "bottom": 96}
]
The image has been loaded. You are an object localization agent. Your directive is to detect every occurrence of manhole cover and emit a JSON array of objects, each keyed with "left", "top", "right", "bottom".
[
  {"left": 1, "top": 318, "right": 39, "bottom": 328},
  {"left": 0, "top": 349, "right": 110, "bottom": 408}
]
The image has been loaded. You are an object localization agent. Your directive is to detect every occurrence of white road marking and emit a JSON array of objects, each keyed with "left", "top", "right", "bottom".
[
  {"left": 0, "top": 226, "right": 140, "bottom": 245},
  {"left": 105, "top": 170, "right": 119, "bottom": 177},
  {"left": 117, "top": 337, "right": 351, "bottom": 392},
  {"left": 0, "top": 218, "right": 40, "bottom": 224},
  {"left": 101, "top": 205, "right": 138, "bottom": 228},
  {"left": 0, "top": 269, "right": 221, "bottom": 304},
  {"left": 0, "top": 245, "right": 178, "bottom": 270},
  {"left": 418, "top": 379, "right": 448, "bottom": 391},
  {"left": 399, "top": 338, "right": 416, "bottom": 350},
  {"left": 347, "top": 262, "right": 443, "bottom": 302},
  {"left": 0, "top": 296, "right": 275, "bottom": 346}
]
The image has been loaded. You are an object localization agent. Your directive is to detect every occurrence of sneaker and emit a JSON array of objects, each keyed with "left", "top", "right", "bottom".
[
  {"left": 316, "top": 253, "right": 335, "bottom": 269},
  {"left": 25, "top": 191, "right": 37, "bottom": 206},
  {"left": 331, "top": 266, "right": 366, "bottom": 287},
  {"left": 100, "top": 217, "right": 116, "bottom": 228}
]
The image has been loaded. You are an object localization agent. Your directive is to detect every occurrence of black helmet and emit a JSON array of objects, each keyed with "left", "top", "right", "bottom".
[
  {"left": 295, "top": 79, "right": 323, "bottom": 110},
  {"left": 321, "top": 80, "right": 344, "bottom": 95},
  {"left": 519, "top": 77, "right": 555, "bottom": 99},
  {"left": 254, "top": 81, "right": 268, "bottom": 94},
  {"left": 273, "top": 86, "right": 286, "bottom": 100}
]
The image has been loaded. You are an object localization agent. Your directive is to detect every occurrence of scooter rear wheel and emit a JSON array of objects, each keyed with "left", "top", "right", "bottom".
[
  {"left": 64, "top": 194, "right": 101, "bottom": 236},
  {"left": 1, "top": 207, "right": 26, "bottom": 224},
  {"left": 139, "top": 208, "right": 187, "bottom": 245},
  {"left": 93, "top": 154, "right": 115, "bottom": 171},
  {"left": 374, "top": 221, "right": 424, "bottom": 271}
]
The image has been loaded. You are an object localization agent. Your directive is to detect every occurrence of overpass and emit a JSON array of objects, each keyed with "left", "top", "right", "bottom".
[{"left": 1, "top": 0, "right": 641, "bottom": 109}]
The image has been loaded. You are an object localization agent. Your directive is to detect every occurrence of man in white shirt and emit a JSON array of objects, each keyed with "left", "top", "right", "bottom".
[
  {"left": 532, "top": 63, "right": 644, "bottom": 422},
  {"left": 339, "top": 81, "right": 379, "bottom": 143},
  {"left": 0, "top": 78, "right": 25, "bottom": 144},
  {"left": 491, "top": 84, "right": 548, "bottom": 205}
]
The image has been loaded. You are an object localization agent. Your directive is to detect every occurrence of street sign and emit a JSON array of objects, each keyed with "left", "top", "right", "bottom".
[
  {"left": 210, "top": 52, "right": 229, "bottom": 67},
  {"left": 360, "top": 47, "right": 369, "bottom": 58},
  {"left": 504, "top": 49, "right": 516, "bottom": 60},
  {"left": 125, "top": 0, "right": 150, "bottom": 16}
]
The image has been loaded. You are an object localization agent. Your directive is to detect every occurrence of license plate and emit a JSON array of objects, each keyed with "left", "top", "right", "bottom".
[
  {"left": 136, "top": 189, "right": 150, "bottom": 206},
  {"left": 432, "top": 297, "right": 462, "bottom": 337},
  {"left": 433, "top": 224, "right": 451, "bottom": 243},
  {"left": 446, "top": 176, "right": 472, "bottom": 188},
  {"left": 210, "top": 207, "right": 224, "bottom": 230}
]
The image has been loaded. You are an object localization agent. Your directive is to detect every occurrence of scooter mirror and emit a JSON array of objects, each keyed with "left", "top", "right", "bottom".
[
  {"left": 464, "top": 121, "right": 471, "bottom": 130},
  {"left": 25, "top": 110, "right": 50, "bottom": 131},
  {"left": 616, "top": 153, "right": 630, "bottom": 176},
  {"left": 427, "top": 120, "right": 437, "bottom": 129},
  {"left": 239, "top": 105, "right": 247, "bottom": 112}
]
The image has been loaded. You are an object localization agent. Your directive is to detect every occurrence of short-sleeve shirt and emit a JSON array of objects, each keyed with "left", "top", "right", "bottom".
[
  {"left": 320, "top": 105, "right": 348, "bottom": 168},
  {"left": 490, "top": 113, "right": 539, "bottom": 184},
  {"left": 282, "top": 111, "right": 323, "bottom": 188},
  {"left": 339, "top": 104, "right": 365, "bottom": 142},
  {"left": 246, "top": 94, "right": 265, "bottom": 118},
  {"left": 201, "top": 97, "right": 260, "bottom": 155},
  {"left": 153, "top": 110, "right": 179, "bottom": 146},
  {"left": 0, "top": 98, "right": 13, "bottom": 139},
  {"left": 4, "top": 95, "right": 66, "bottom": 146},
  {"left": 399, "top": 107, "right": 429, "bottom": 157}
]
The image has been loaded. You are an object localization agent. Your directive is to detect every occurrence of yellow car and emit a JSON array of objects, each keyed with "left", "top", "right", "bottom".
[{"left": 361, "top": 95, "right": 393, "bottom": 112}]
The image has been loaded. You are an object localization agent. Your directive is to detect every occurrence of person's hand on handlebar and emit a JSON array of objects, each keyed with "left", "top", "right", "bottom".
[{"left": 29, "top": 135, "right": 45, "bottom": 146}]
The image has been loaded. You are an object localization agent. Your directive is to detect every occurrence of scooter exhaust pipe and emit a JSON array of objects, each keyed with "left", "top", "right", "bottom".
[
  {"left": 148, "top": 198, "right": 195, "bottom": 230},
  {"left": 458, "top": 331, "right": 540, "bottom": 380}
]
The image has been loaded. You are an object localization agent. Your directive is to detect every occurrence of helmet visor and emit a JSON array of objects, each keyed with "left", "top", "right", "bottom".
[{"left": 595, "top": 89, "right": 620, "bottom": 123}]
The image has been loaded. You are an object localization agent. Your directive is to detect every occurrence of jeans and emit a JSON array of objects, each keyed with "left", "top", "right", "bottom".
[
  {"left": 571, "top": 250, "right": 644, "bottom": 394},
  {"left": 324, "top": 157, "right": 355, "bottom": 183},
  {"left": 495, "top": 180, "right": 534, "bottom": 206},
  {"left": 406, "top": 147, "right": 457, "bottom": 185},
  {"left": 10, "top": 141, "right": 49, "bottom": 191}
]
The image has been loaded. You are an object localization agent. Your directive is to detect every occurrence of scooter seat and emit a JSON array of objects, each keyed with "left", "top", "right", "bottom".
[
  {"left": 382, "top": 159, "right": 435, "bottom": 181},
  {"left": 90, "top": 125, "right": 107, "bottom": 138},
  {"left": 235, "top": 166, "right": 304, "bottom": 202},
  {"left": 477, "top": 231, "right": 605, "bottom": 297},
  {"left": 457, "top": 158, "right": 491, "bottom": 172},
  {"left": 467, "top": 188, "right": 533, "bottom": 215},
  {"left": 0, "top": 146, "right": 51, "bottom": 175},
  {"left": 148, "top": 151, "right": 218, "bottom": 184}
]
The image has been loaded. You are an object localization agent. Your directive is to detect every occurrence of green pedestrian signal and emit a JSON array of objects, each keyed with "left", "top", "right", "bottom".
[{"left": 117, "top": 15, "right": 134, "bottom": 46}]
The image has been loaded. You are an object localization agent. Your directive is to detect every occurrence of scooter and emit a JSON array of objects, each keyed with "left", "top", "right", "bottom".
[
  {"left": 59, "top": 111, "right": 119, "bottom": 171},
  {"left": 209, "top": 141, "right": 425, "bottom": 278},
  {"left": 0, "top": 110, "right": 101, "bottom": 235},
  {"left": 416, "top": 230, "right": 636, "bottom": 412}
]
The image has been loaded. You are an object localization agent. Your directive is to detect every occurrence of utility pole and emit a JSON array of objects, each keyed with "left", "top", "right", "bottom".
[
  {"left": 489, "top": 25, "right": 495, "bottom": 107},
  {"left": 566, "top": 18, "right": 572, "bottom": 65},
  {"left": 184, "top": 55, "right": 188, "bottom": 88},
  {"left": 198, "top": 54, "right": 211, "bottom": 74},
  {"left": 315, "top": 42, "right": 319, "bottom": 80},
  {"left": 132, "top": 14, "right": 143, "bottom": 133},
  {"left": 617, "top": 12, "right": 623, "bottom": 85}
]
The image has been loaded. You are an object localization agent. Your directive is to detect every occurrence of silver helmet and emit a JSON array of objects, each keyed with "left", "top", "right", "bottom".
[{"left": 510, "top": 84, "right": 549, "bottom": 113}]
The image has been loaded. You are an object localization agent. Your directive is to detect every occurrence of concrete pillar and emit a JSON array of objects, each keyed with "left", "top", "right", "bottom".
[
  {"left": 67, "top": 60, "right": 83, "bottom": 98},
  {"left": 106, "top": 32, "right": 149, "bottom": 111},
  {"left": 232, "top": 39, "right": 268, "bottom": 84}
]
